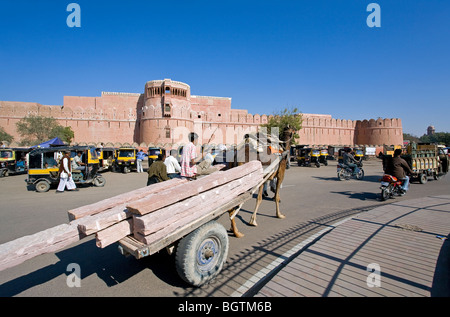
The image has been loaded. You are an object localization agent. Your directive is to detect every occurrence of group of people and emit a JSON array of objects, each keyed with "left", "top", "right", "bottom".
[{"left": 147, "top": 132, "right": 200, "bottom": 185}]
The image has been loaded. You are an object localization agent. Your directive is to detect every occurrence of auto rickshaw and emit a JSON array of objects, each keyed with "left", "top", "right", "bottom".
[
  {"left": 113, "top": 147, "right": 138, "bottom": 173},
  {"left": 27, "top": 146, "right": 106, "bottom": 192},
  {"left": 354, "top": 147, "right": 364, "bottom": 162},
  {"left": 97, "top": 147, "right": 116, "bottom": 171},
  {"left": 148, "top": 147, "right": 162, "bottom": 166},
  {"left": 296, "top": 146, "right": 321, "bottom": 167},
  {"left": 319, "top": 147, "right": 329, "bottom": 166},
  {"left": 0, "top": 147, "right": 30, "bottom": 177}
]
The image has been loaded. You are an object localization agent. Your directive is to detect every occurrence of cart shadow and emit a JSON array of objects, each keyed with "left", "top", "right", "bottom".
[
  {"left": 312, "top": 175, "right": 382, "bottom": 183},
  {"left": 0, "top": 238, "right": 186, "bottom": 296}
]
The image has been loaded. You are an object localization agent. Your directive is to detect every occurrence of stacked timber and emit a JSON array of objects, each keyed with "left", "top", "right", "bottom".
[
  {"left": 0, "top": 161, "right": 263, "bottom": 272},
  {"left": 95, "top": 160, "right": 263, "bottom": 247}
]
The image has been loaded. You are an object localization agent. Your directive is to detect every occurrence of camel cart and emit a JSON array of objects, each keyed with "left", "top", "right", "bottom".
[
  {"left": 0, "top": 158, "right": 282, "bottom": 288},
  {"left": 116, "top": 156, "right": 282, "bottom": 287}
]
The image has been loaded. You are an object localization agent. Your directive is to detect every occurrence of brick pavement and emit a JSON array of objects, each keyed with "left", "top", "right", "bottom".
[{"left": 253, "top": 195, "right": 450, "bottom": 297}]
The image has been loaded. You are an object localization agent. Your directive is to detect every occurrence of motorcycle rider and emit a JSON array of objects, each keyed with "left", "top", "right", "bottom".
[
  {"left": 384, "top": 149, "right": 413, "bottom": 194},
  {"left": 343, "top": 148, "right": 359, "bottom": 175}
]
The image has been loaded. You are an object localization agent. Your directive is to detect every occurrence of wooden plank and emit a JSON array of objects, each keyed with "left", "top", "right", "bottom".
[
  {"left": 140, "top": 192, "right": 252, "bottom": 256},
  {"left": 0, "top": 223, "right": 83, "bottom": 272},
  {"left": 126, "top": 160, "right": 262, "bottom": 216},
  {"left": 133, "top": 169, "right": 263, "bottom": 236},
  {"left": 95, "top": 219, "right": 133, "bottom": 248},
  {"left": 67, "top": 177, "right": 187, "bottom": 220},
  {"left": 134, "top": 170, "right": 263, "bottom": 244},
  {"left": 76, "top": 205, "right": 131, "bottom": 236}
]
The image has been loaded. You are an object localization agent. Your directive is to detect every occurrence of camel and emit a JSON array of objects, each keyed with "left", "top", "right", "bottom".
[{"left": 226, "top": 126, "right": 295, "bottom": 238}]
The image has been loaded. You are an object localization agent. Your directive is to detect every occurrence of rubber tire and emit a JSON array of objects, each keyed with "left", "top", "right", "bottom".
[
  {"left": 35, "top": 180, "right": 50, "bottom": 193},
  {"left": 338, "top": 170, "right": 346, "bottom": 181},
  {"left": 419, "top": 173, "right": 428, "bottom": 184},
  {"left": 175, "top": 221, "right": 229, "bottom": 287},
  {"left": 93, "top": 176, "right": 106, "bottom": 187},
  {"left": 381, "top": 186, "right": 390, "bottom": 201},
  {"left": 356, "top": 169, "right": 365, "bottom": 180},
  {"left": 123, "top": 166, "right": 130, "bottom": 174}
]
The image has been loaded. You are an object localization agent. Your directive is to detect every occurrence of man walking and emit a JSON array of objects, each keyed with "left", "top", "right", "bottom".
[{"left": 56, "top": 151, "right": 78, "bottom": 193}]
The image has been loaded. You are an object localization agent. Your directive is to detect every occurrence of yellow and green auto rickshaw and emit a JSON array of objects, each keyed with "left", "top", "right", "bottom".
[
  {"left": 113, "top": 147, "right": 138, "bottom": 173},
  {"left": 0, "top": 147, "right": 30, "bottom": 177},
  {"left": 27, "top": 146, "right": 106, "bottom": 192}
]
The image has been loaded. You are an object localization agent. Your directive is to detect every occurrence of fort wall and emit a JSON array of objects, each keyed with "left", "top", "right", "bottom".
[{"left": 0, "top": 79, "right": 403, "bottom": 148}]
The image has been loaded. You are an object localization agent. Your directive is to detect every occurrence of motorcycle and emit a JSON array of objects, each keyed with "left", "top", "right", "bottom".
[
  {"left": 380, "top": 174, "right": 405, "bottom": 201},
  {"left": 337, "top": 161, "right": 364, "bottom": 180}
]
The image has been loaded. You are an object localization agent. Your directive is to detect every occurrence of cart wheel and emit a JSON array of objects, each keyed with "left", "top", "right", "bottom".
[
  {"left": 175, "top": 221, "right": 229, "bottom": 287},
  {"left": 35, "top": 180, "right": 50, "bottom": 193},
  {"left": 93, "top": 176, "right": 106, "bottom": 187},
  {"left": 419, "top": 173, "right": 428, "bottom": 184}
]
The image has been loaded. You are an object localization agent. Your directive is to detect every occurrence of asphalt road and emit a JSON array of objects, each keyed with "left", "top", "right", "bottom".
[{"left": 0, "top": 159, "right": 448, "bottom": 297}]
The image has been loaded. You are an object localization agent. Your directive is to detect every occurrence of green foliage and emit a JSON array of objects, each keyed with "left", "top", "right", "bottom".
[
  {"left": 261, "top": 107, "right": 303, "bottom": 144},
  {"left": 50, "top": 126, "right": 75, "bottom": 144},
  {"left": 419, "top": 132, "right": 450, "bottom": 146},
  {"left": 0, "top": 127, "right": 14, "bottom": 143},
  {"left": 404, "top": 131, "right": 450, "bottom": 146},
  {"left": 16, "top": 115, "right": 75, "bottom": 145}
]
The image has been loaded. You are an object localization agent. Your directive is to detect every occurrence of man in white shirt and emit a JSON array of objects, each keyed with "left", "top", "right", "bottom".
[
  {"left": 72, "top": 151, "right": 86, "bottom": 171},
  {"left": 164, "top": 149, "right": 181, "bottom": 179},
  {"left": 56, "top": 151, "right": 78, "bottom": 193}
]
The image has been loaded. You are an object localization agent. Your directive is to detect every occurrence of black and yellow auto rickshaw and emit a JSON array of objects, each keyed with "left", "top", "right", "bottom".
[
  {"left": 27, "top": 146, "right": 106, "bottom": 192},
  {"left": 0, "top": 147, "right": 30, "bottom": 177},
  {"left": 113, "top": 147, "right": 138, "bottom": 173},
  {"left": 296, "top": 146, "right": 321, "bottom": 167},
  {"left": 318, "top": 147, "right": 329, "bottom": 166},
  {"left": 97, "top": 147, "right": 116, "bottom": 171},
  {"left": 148, "top": 147, "right": 162, "bottom": 166}
]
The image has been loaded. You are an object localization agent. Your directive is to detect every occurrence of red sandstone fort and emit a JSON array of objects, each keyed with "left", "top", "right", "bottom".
[{"left": 0, "top": 79, "right": 403, "bottom": 148}]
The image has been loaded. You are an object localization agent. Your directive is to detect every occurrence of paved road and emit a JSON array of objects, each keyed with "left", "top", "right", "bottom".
[{"left": 0, "top": 159, "right": 448, "bottom": 296}]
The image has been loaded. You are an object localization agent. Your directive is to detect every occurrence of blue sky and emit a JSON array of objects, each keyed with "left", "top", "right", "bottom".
[{"left": 1, "top": 0, "right": 449, "bottom": 137}]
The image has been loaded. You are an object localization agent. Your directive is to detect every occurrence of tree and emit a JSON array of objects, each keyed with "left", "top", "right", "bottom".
[
  {"left": 403, "top": 133, "right": 420, "bottom": 144},
  {"left": 420, "top": 132, "right": 450, "bottom": 146},
  {"left": 16, "top": 115, "right": 74, "bottom": 145},
  {"left": 260, "top": 107, "right": 303, "bottom": 144},
  {"left": 0, "top": 127, "right": 14, "bottom": 143},
  {"left": 50, "top": 126, "right": 75, "bottom": 144}
]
